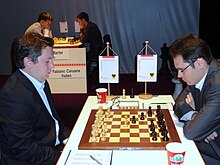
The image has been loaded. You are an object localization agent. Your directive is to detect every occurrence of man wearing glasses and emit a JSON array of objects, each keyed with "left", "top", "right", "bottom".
[
  {"left": 25, "top": 11, "right": 53, "bottom": 38},
  {"left": 169, "top": 33, "right": 220, "bottom": 164}
]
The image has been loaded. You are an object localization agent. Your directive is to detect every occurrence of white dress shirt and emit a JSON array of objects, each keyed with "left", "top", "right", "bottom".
[{"left": 181, "top": 73, "right": 207, "bottom": 121}]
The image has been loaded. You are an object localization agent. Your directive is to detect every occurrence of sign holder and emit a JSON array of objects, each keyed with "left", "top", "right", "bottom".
[
  {"left": 137, "top": 41, "right": 157, "bottom": 99},
  {"left": 99, "top": 42, "right": 119, "bottom": 100}
]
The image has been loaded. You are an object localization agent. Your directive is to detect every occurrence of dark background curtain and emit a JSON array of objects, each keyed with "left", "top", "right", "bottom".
[{"left": 0, "top": 0, "right": 206, "bottom": 75}]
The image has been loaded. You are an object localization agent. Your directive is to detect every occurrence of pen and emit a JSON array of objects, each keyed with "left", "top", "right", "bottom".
[
  {"left": 64, "top": 150, "right": 71, "bottom": 165},
  {"left": 90, "top": 155, "right": 102, "bottom": 165}
]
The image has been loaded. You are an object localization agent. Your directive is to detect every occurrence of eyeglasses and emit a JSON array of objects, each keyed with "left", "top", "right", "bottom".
[{"left": 177, "top": 59, "right": 197, "bottom": 73}]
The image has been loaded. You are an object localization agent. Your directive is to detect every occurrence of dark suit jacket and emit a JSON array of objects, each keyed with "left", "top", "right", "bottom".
[
  {"left": 80, "top": 21, "right": 103, "bottom": 61},
  {"left": 0, "top": 70, "right": 70, "bottom": 165},
  {"left": 174, "top": 59, "right": 220, "bottom": 162}
]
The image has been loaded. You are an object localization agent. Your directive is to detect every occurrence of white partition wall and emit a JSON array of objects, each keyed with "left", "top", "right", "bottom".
[{"left": 48, "top": 47, "right": 87, "bottom": 93}]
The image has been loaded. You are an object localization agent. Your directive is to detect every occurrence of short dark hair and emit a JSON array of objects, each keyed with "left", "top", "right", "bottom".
[
  {"left": 15, "top": 32, "right": 54, "bottom": 69},
  {"left": 169, "top": 33, "right": 213, "bottom": 65},
  {"left": 37, "top": 11, "right": 53, "bottom": 22},
  {"left": 77, "top": 12, "right": 89, "bottom": 22}
]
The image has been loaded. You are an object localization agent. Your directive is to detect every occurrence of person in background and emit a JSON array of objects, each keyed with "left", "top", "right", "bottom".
[
  {"left": 10, "top": 35, "right": 21, "bottom": 74},
  {"left": 169, "top": 33, "right": 220, "bottom": 164},
  {"left": 76, "top": 12, "right": 103, "bottom": 84},
  {"left": 0, "top": 32, "right": 70, "bottom": 165},
  {"left": 25, "top": 11, "right": 53, "bottom": 38}
]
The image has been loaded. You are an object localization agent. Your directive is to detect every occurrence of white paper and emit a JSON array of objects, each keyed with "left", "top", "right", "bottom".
[
  {"left": 99, "top": 56, "right": 119, "bottom": 83},
  {"left": 59, "top": 21, "right": 68, "bottom": 33},
  {"left": 137, "top": 54, "right": 157, "bottom": 82},
  {"left": 64, "top": 150, "right": 112, "bottom": 165},
  {"left": 74, "top": 21, "right": 80, "bottom": 32}
]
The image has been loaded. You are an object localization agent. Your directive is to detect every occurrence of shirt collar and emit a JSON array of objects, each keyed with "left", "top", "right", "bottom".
[
  {"left": 19, "top": 69, "right": 45, "bottom": 91},
  {"left": 195, "top": 72, "right": 207, "bottom": 91}
]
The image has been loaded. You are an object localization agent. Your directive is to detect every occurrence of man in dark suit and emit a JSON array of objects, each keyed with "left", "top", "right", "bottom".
[
  {"left": 76, "top": 12, "right": 103, "bottom": 84},
  {"left": 169, "top": 33, "right": 220, "bottom": 164},
  {"left": 0, "top": 32, "right": 70, "bottom": 165}
]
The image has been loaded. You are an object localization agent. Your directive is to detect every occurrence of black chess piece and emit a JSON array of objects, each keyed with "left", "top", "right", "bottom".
[
  {"left": 130, "top": 88, "right": 134, "bottom": 98},
  {"left": 162, "top": 130, "right": 169, "bottom": 141},
  {"left": 152, "top": 131, "right": 158, "bottom": 141},
  {"left": 150, "top": 120, "right": 154, "bottom": 128},
  {"left": 131, "top": 116, "right": 136, "bottom": 124},
  {"left": 150, "top": 125, "right": 155, "bottom": 132},
  {"left": 140, "top": 112, "right": 145, "bottom": 120},
  {"left": 148, "top": 106, "right": 152, "bottom": 117},
  {"left": 159, "top": 43, "right": 171, "bottom": 75}
]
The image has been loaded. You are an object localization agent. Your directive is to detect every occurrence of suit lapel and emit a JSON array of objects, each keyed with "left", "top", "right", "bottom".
[{"left": 44, "top": 81, "right": 61, "bottom": 121}]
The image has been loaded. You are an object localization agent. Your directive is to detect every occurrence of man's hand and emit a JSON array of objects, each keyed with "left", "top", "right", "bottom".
[
  {"left": 185, "top": 92, "right": 195, "bottom": 110},
  {"left": 204, "top": 131, "right": 218, "bottom": 143}
]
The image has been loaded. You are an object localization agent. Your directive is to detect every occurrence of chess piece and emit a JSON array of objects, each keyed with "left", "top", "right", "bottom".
[
  {"left": 147, "top": 106, "right": 152, "bottom": 117},
  {"left": 131, "top": 116, "right": 136, "bottom": 124},
  {"left": 159, "top": 43, "right": 171, "bottom": 75},
  {"left": 130, "top": 88, "right": 134, "bottom": 98},
  {"left": 152, "top": 133, "right": 158, "bottom": 141},
  {"left": 100, "top": 132, "right": 106, "bottom": 141},
  {"left": 122, "top": 89, "right": 126, "bottom": 99},
  {"left": 140, "top": 112, "right": 145, "bottom": 120},
  {"left": 124, "top": 116, "right": 129, "bottom": 127},
  {"left": 91, "top": 130, "right": 97, "bottom": 142},
  {"left": 162, "top": 130, "right": 169, "bottom": 141}
]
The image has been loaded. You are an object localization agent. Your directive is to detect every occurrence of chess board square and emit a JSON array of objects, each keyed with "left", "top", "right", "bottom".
[
  {"left": 113, "top": 114, "right": 121, "bottom": 118},
  {"left": 130, "top": 125, "right": 139, "bottom": 129},
  {"left": 120, "top": 127, "right": 130, "bottom": 132},
  {"left": 104, "top": 118, "right": 113, "bottom": 122},
  {"left": 112, "top": 121, "right": 121, "bottom": 125},
  {"left": 120, "top": 138, "right": 129, "bottom": 143},
  {"left": 89, "top": 137, "right": 100, "bottom": 142},
  {"left": 111, "top": 129, "right": 121, "bottom": 133},
  {"left": 112, "top": 118, "right": 122, "bottom": 122},
  {"left": 120, "top": 133, "right": 130, "bottom": 137},
  {"left": 139, "top": 132, "right": 150, "bottom": 137},
  {"left": 139, "top": 125, "right": 148, "bottom": 129},
  {"left": 121, "top": 111, "right": 130, "bottom": 115},
  {"left": 105, "top": 132, "right": 111, "bottom": 137},
  {"left": 130, "top": 121, "right": 139, "bottom": 125},
  {"left": 109, "top": 137, "right": 120, "bottom": 142},
  {"left": 140, "top": 137, "right": 150, "bottom": 143},
  {"left": 106, "top": 124, "right": 112, "bottom": 129},
  {"left": 130, "top": 137, "right": 140, "bottom": 142},
  {"left": 130, "top": 129, "right": 140, "bottom": 133},
  {"left": 130, "top": 133, "right": 139, "bottom": 137},
  {"left": 138, "top": 111, "right": 146, "bottom": 115},
  {"left": 150, "top": 137, "right": 162, "bottom": 143},
  {"left": 139, "top": 128, "right": 149, "bottom": 133}
]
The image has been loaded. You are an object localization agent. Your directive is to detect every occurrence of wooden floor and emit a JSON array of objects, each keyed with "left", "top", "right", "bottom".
[{"left": 0, "top": 73, "right": 175, "bottom": 131}]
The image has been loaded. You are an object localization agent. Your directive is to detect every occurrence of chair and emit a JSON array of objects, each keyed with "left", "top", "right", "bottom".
[{"left": 102, "top": 34, "right": 113, "bottom": 55}]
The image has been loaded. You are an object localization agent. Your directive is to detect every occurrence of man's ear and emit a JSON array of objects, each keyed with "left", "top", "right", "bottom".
[
  {"left": 196, "top": 58, "right": 205, "bottom": 68},
  {"left": 24, "top": 57, "right": 33, "bottom": 68}
]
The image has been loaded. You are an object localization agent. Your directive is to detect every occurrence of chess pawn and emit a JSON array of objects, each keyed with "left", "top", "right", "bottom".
[
  {"left": 102, "top": 123, "right": 108, "bottom": 132},
  {"left": 123, "top": 116, "right": 129, "bottom": 127},
  {"left": 100, "top": 132, "right": 106, "bottom": 141},
  {"left": 107, "top": 107, "right": 111, "bottom": 117},
  {"left": 91, "top": 130, "right": 97, "bottom": 142},
  {"left": 130, "top": 88, "right": 134, "bottom": 98},
  {"left": 122, "top": 89, "right": 126, "bottom": 99}
]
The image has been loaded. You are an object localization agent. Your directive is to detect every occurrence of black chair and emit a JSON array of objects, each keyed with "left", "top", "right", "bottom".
[{"left": 102, "top": 34, "right": 113, "bottom": 56}]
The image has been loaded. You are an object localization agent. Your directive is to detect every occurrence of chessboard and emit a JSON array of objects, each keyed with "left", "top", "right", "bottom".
[{"left": 78, "top": 106, "right": 181, "bottom": 150}]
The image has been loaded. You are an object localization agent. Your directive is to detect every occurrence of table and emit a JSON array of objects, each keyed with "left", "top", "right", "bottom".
[{"left": 57, "top": 95, "right": 205, "bottom": 165}]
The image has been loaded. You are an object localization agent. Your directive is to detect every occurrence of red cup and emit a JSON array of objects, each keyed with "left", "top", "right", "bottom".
[
  {"left": 96, "top": 88, "right": 107, "bottom": 104},
  {"left": 166, "top": 142, "right": 186, "bottom": 165}
]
